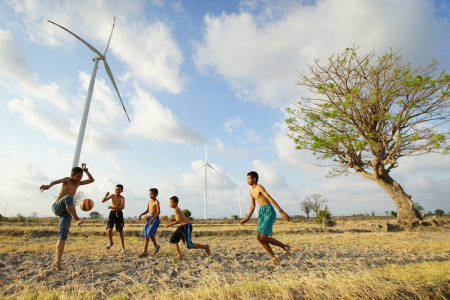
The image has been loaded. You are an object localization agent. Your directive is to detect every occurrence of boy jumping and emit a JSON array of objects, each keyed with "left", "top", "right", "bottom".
[
  {"left": 240, "top": 171, "right": 291, "bottom": 265},
  {"left": 102, "top": 184, "right": 126, "bottom": 252},
  {"left": 138, "top": 188, "right": 161, "bottom": 257},
  {"left": 39, "top": 163, "right": 94, "bottom": 271},
  {"left": 165, "top": 196, "right": 210, "bottom": 261}
]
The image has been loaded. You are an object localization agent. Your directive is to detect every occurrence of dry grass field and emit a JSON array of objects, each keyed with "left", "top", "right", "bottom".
[{"left": 1, "top": 216, "right": 450, "bottom": 299}]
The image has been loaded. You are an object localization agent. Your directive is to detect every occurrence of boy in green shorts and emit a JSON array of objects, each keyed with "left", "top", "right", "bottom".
[{"left": 240, "top": 171, "right": 291, "bottom": 265}]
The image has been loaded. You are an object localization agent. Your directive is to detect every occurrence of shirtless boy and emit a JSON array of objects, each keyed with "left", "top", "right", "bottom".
[
  {"left": 240, "top": 171, "right": 291, "bottom": 265},
  {"left": 39, "top": 163, "right": 94, "bottom": 271},
  {"left": 102, "top": 184, "right": 126, "bottom": 252},
  {"left": 165, "top": 196, "right": 210, "bottom": 261},
  {"left": 138, "top": 188, "right": 161, "bottom": 257}
]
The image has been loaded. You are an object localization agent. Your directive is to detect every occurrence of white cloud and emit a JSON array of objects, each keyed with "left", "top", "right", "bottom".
[
  {"left": 194, "top": 0, "right": 450, "bottom": 109},
  {"left": 48, "top": 148, "right": 71, "bottom": 163},
  {"left": 171, "top": 1, "right": 184, "bottom": 13},
  {"left": 126, "top": 87, "right": 202, "bottom": 144},
  {"left": 224, "top": 116, "right": 243, "bottom": 133},
  {"left": 105, "top": 153, "right": 125, "bottom": 175},
  {"left": 244, "top": 129, "right": 261, "bottom": 142},
  {"left": 0, "top": 28, "right": 68, "bottom": 110},
  {"left": 7, "top": 0, "right": 185, "bottom": 93}
]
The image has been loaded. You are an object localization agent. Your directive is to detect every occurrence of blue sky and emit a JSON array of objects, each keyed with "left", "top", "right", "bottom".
[{"left": 1, "top": 0, "right": 449, "bottom": 219}]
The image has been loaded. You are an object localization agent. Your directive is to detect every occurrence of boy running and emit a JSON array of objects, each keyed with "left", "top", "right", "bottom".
[
  {"left": 39, "top": 163, "right": 94, "bottom": 271},
  {"left": 138, "top": 188, "right": 161, "bottom": 257},
  {"left": 165, "top": 196, "right": 210, "bottom": 261},
  {"left": 240, "top": 171, "right": 291, "bottom": 265},
  {"left": 102, "top": 184, "right": 126, "bottom": 252}
]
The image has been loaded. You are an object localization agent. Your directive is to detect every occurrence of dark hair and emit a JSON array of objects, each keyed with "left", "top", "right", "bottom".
[
  {"left": 247, "top": 171, "right": 259, "bottom": 183},
  {"left": 170, "top": 196, "right": 179, "bottom": 203},
  {"left": 149, "top": 188, "right": 158, "bottom": 196},
  {"left": 71, "top": 167, "right": 83, "bottom": 176},
  {"left": 116, "top": 184, "right": 124, "bottom": 191}
]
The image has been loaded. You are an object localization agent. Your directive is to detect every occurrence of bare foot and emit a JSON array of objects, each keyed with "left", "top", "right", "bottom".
[
  {"left": 175, "top": 256, "right": 183, "bottom": 261},
  {"left": 264, "top": 257, "right": 279, "bottom": 266},
  {"left": 76, "top": 219, "right": 84, "bottom": 226},
  {"left": 205, "top": 245, "right": 211, "bottom": 255},
  {"left": 51, "top": 262, "right": 62, "bottom": 271},
  {"left": 138, "top": 252, "right": 149, "bottom": 258},
  {"left": 284, "top": 244, "right": 292, "bottom": 258}
]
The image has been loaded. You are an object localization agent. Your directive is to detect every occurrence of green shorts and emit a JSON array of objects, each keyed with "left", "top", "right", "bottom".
[{"left": 256, "top": 204, "right": 277, "bottom": 236}]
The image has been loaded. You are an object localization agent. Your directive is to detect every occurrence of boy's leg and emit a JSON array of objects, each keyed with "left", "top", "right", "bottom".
[
  {"left": 192, "top": 243, "right": 210, "bottom": 255},
  {"left": 52, "top": 210, "right": 72, "bottom": 271},
  {"left": 107, "top": 228, "right": 114, "bottom": 246},
  {"left": 257, "top": 233, "right": 276, "bottom": 258},
  {"left": 150, "top": 236, "right": 158, "bottom": 247},
  {"left": 66, "top": 205, "right": 83, "bottom": 225},
  {"left": 118, "top": 230, "right": 125, "bottom": 249},
  {"left": 53, "top": 240, "right": 65, "bottom": 271},
  {"left": 143, "top": 237, "right": 150, "bottom": 253},
  {"left": 172, "top": 243, "right": 183, "bottom": 260}
]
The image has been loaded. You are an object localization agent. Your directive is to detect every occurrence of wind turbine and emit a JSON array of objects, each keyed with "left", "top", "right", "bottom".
[
  {"left": 197, "top": 141, "right": 224, "bottom": 219},
  {"left": 48, "top": 18, "right": 130, "bottom": 169},
  {"left": 236, "top": 181, "right": 245, "bottom": 218}
]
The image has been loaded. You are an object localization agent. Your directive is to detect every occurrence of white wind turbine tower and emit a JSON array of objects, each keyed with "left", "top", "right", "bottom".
[
  {"left": 48, "top": 18, "right": 130, "bottom": 169},
  {"left": 197, "top": 141, "right": 224, "bottom": 219},
  {"left": 236, "top": 181, "right": 245, "bottom": 218}
]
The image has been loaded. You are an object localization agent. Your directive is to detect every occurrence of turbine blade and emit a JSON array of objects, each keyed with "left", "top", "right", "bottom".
[
  {"left": 103, "top": 59, "right": 131, "bottom": 123},
  {"left": 196, "top": 163, "right": 207, "bottom": 171},
  {"left": 47, "top": 20, "right": 104, "bottom": 59},
  {"left": 102, "top": 17, "right": 115, "bottom": 56},
  {"left": 207, "top": 164, "right": 224, "bottom": 177}
]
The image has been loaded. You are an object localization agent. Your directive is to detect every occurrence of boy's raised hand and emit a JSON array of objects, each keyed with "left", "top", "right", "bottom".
[
  {"left": 40, "top": 185, "right": 50, "bottom": 193},
  {"left": 81, "top": 163, "right": 87, "bottom": 170},
  {"left": 105, "top": 192, "right": 110, "bottom": 197}
]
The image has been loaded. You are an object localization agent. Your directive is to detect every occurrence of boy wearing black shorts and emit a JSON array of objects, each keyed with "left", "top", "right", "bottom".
[
  {"left": 102, "top": 184, "right": 126, "bottom": 252},
  {"left": 165, "top": 196, "right": 210, "bottom": 261}
]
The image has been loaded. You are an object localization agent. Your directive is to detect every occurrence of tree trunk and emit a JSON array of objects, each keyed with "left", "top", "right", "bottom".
[{"left": 373, "top": 174, "right": 421, "bottom": 220}]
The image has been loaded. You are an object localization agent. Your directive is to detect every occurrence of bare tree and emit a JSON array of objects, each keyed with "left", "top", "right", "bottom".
[
  {"left": 74, "top": 191, "right": 87, "bottom": 206},
  {"left": 29, "top": 212, "right": 38, "bottom": 218},
  {"left": 286, "top": 47, "right": 450, "bottom": 220},
  {"left": 299, "top": 198, "right": 313, "bottom": 218},
  {"left": 304, "top": 193, "right": 327, "bottom": 215}
]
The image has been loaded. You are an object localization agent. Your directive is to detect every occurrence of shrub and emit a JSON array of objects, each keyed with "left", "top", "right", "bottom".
[
  {"left": 89, "top": 211, "right": 102, "bottom": 219},
  {"left": 435, "top": 209, "right": 445, "bottom": 217},
  {"left": 16, "top": 214, "right": 26, "bottom": 222},
  {"left": 182, "top": 209, "right": 192, "bottom": 218},
  {"left": 231, "top": 215, "right": 239, "bottom": 220},
  {"left": 390, "top": 211, "right": 397, "bottom": 217},
  {"left": 315, "top": 205, "right": 331, "bottom": 224}
]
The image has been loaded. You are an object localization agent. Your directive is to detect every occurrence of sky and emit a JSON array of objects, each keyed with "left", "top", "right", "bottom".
[{"left": 1, "top": 0, "right": 449, "bottom": 219}]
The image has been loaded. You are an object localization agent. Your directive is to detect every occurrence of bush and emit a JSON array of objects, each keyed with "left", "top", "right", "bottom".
[
  {"left": 0, "top": 214, "right": 4, "bottom": 221},
  {"left": 231, "top": 215, "right": 239, "bottom": 220},
  {"left": 316, "top": 205, "right": 331, "bottom": 224},
  {"left": 89, "top": 211, "right": 102, "bottom": 219},
  {"left": 390, "top": 211, "right": 397, "bottom": 217},
  {"left": 435, "top": 209, "right": 445, "bottom": 217},
  {"left": 16, "top": 214, "right": 26, "bottom": 222},
  {"left": 182, "top": 209, "right": 192, "bottom": 218}
]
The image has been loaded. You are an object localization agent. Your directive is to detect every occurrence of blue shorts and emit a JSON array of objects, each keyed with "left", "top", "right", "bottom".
[
  {"left": 52, "top": 195, "right": 74, "bottom": 241},
  {"left": 256, "top": 204, "right": 277, "bottom": 236},
  {"left": 142, "top": 215, "right": 160, "bottom": 238}
]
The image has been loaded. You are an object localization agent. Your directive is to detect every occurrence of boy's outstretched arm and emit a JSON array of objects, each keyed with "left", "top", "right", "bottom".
[
  {"left": 147, "top": 201, "right": 160, "bottom": 224},
  {"left": 240, "top": 194, "right": 256, "bottom": 225},
  {"left": 259, "top": 185, "right": 290, "bottom": 221},
  {"left": 101, "top": 192, "right": 113, "bottom": 203},
  {"left": 138, "top": 207, "right": 149, "bottom": 220},
  {"left": 40, "top": 177, "right": 70, "bottom": 193},
  {"left": 165, "top": 208, "right": 182, "bottom": 228},
  {"left": 79, "top": 164, "right": 95, "bottom": 185}
]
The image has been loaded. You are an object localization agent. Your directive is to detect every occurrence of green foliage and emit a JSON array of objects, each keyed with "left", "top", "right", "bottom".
[
  {"left": 390, "top": 211, "right": 398, "bottom": 217},
  {"left": 89, "top": 211, "right": 102, "bottom": 219},
  {"left": 413, "top": 202, "right": 425, "bottom": 212},
  {"left": 231, "top": 215, "right": 239, "bottom": 220},
  {"left": 0, "top": 214, "right": 3, "bottom": 221},
  {"left": 315, "top": 205, "right": 331, "bottom": 224},
  {"left": 16, "top": 214, "right": 26, "bottom": 222},
  {"left": 435, "top": 209, "right": 445, "bottom": 217},
  {"left": 182, "top": 209, "right": 192, "bottom": 218},
  {"left": 170, "top": 215, "right": 175, "bottom": 219}
]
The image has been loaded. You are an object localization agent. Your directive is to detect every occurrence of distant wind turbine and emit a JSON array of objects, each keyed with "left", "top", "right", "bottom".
[
  {"left": 197, "top": 141, "right": 224, "bottom": 219},
  {"left": 48, "top": 18, "right": 130, "bottom": 169},
  {"left": 236, "top": 181, "right": 245, "bottom": 218}
]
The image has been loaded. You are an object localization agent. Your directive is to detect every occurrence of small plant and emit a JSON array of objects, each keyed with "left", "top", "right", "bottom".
[
  {"left": 231, "top": 215, "right": 238, "bottom": 220},
  {"left": 384, "top": 211, "right": 389, "bottom": 216},
  {"left": 435, "top": 209, "right": 445, "bottom": 217},
  {"left": 315, "top": 205, "right": 331, "bottom": 224},
  {"left": 390, "top": 211, "right": 397, "bottom": 217},
  {"left": 182, "top": 209, "right": 192, "bottom": 217},
  {"left": 16, "top": 213, "right": 26, "bottom": 222}
]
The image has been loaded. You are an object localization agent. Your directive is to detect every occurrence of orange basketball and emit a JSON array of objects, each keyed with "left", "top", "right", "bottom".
[{"left": 80, "top": 199, "right": 94, "bottom": 211}]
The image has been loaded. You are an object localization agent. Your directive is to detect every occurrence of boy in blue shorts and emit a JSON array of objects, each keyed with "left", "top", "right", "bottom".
[
  {"left": 240, "top": 171, "right": 291, "bottom": 265},
  {"left": 39, "top": 163, "right": 95, "bottom": 271},
  {"left": 138, "top": 188, "right": 161, "bottom": 257},
  {"left": 165, "top": 196, "right": 210, "bottom": 261}
]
